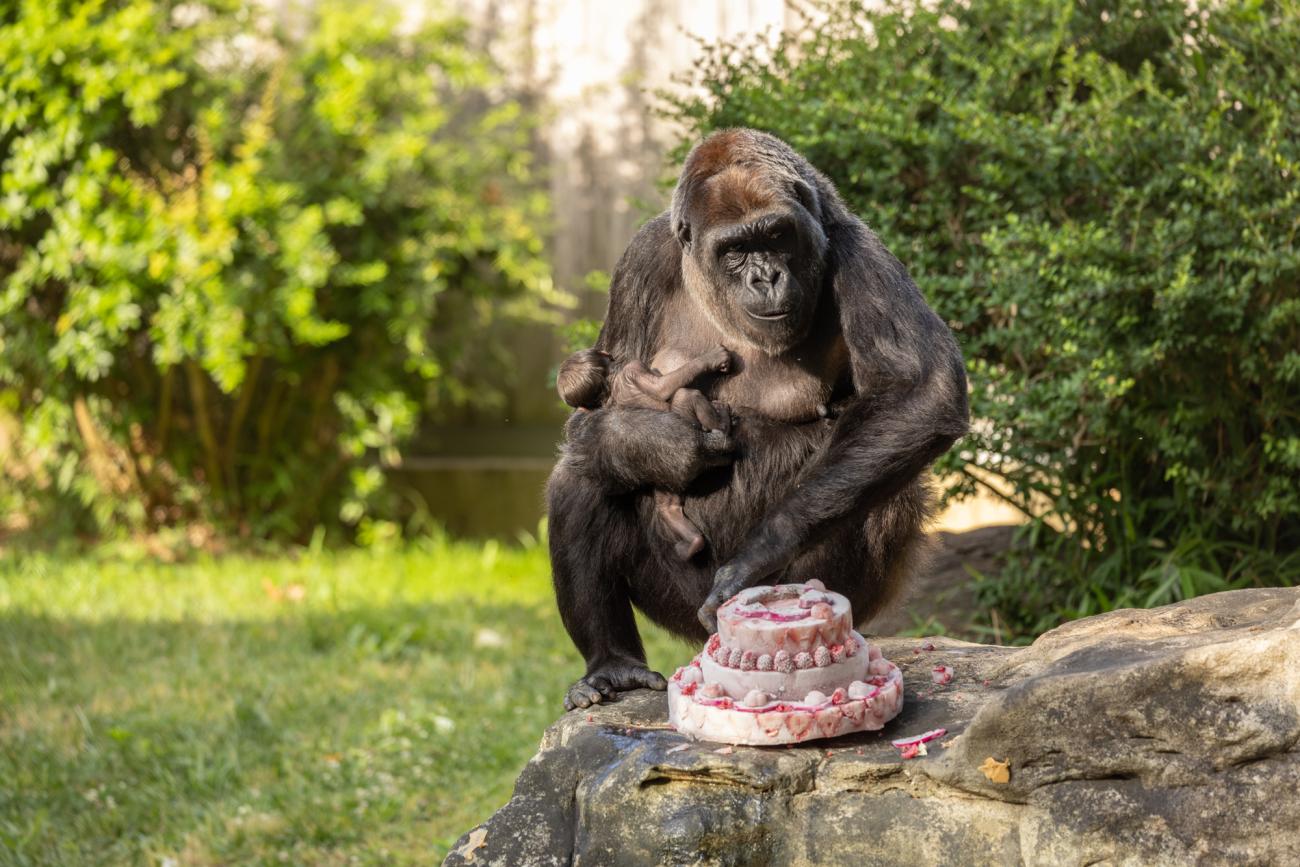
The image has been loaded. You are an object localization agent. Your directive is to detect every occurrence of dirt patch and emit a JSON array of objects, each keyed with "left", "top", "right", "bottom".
[{"left": 868, "top": 524, "right": 1017, "bottom": 640}]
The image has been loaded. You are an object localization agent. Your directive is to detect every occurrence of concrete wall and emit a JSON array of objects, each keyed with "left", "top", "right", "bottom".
[{"left": 513, "top": 0, "right": 795, "bottom": 315}]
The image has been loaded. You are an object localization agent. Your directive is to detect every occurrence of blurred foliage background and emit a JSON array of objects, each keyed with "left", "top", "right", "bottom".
[
  {"left": 0, "top": 0, "right": 560, "bottom": 543},
  {"left": 670, "top": 0, "right": 1300, "bottom": 638}
]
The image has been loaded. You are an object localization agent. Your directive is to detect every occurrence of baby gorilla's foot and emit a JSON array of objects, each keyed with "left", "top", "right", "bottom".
[
  {"left": 674, "top": 532, "right": 705, "bottom": 561},
  {"left": 563, "top": 659, "right": 667, "bottom": 711},
  {"left": 709, "top": 401, "right": 732, "bottom": 435}
]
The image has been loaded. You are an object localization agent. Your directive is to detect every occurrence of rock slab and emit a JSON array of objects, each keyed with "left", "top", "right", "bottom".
[{"left": 445, "top": 588, "right": 1300, "bottom": 866}]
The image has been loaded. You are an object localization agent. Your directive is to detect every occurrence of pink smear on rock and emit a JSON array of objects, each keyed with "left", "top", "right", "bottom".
[{"left": 890, "top": 728, "right": 947, "bottom": 748}]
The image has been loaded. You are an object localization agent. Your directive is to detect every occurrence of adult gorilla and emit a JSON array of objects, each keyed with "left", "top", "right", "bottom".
[{"left": 547, "top": 129, "right": 968, "bottom": 711}]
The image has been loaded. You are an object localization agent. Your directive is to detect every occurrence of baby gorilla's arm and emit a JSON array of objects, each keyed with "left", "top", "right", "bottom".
[{"left": 626, "top": 345, "right": 731, "bottom": 402}]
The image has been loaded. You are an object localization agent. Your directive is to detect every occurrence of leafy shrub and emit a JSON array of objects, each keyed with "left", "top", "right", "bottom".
[
  {"left": 668, "top": 0, "right": 1300, "bottom": 637},
  {"left": 0, "top": 0, "right": 559, "bottom": 540}
]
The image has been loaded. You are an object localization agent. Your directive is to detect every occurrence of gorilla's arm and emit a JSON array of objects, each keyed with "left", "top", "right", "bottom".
[
  {"left": 700, "top": 220, "right": 969, "bottom": 625},
  {"left": 562, "top": 214, "right": 733, "bottom": 493}
]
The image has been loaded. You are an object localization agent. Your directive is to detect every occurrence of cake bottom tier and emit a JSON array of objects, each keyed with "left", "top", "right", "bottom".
[{"left": 667, "top": 650, "right": 904, "bottom": 746}]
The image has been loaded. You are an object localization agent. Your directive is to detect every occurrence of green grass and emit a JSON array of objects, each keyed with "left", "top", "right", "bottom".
[{"left": 0, "top": 536, "right": 689, "bottom": 865}]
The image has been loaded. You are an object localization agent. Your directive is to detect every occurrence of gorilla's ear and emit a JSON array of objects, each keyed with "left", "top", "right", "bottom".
[
  {"left": 674, "top": 217, "right": 692, "bottom": 251},
  {"left": 793, "top": 179, "right": 821, "bottom": 221}
]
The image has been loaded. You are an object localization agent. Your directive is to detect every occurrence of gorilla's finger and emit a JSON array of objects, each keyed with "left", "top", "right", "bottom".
[
  {"left": 635, "top": 669, "right": 668, "bottom": 691},
  {"left": 701, "top": 430, "right": 736, "bottom": 468},
  {"left": 590, "top": 679, "right": 619, "bottom": 700},
  {"left": 697, "top": 600, "right": 720, "bottom": 632},
  {"left": 698, "top": 561, "right": 759, "bottom": 630}
]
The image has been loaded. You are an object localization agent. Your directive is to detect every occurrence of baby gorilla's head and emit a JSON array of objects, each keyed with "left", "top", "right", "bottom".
[{"left": 556, "top": 348, "right": 612, "bottom": 409}]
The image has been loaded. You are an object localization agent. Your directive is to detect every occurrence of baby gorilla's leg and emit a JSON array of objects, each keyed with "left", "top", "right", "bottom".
[
  {"left": 653, "top": 489, "right": 705, "bottom": 561},
  {"left": 670, "top": 388, "right": 729, "bottom": 434}
]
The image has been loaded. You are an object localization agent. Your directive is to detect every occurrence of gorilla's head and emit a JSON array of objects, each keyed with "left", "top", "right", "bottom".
[{"left": 671, "top": 129, "right": 832, "bottom": 355}]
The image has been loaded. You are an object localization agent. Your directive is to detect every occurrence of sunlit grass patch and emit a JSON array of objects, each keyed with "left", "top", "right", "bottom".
[{"left": 0, "top": 537, "right": 688, "bottom": 865}]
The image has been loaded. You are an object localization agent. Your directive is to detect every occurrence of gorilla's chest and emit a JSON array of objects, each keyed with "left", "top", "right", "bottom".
[
  {"left": 717, "top": 349, "right": 840, "bottom": 422},
  {"left": 651, "top": 307, "right": 848, "bottom": 424}
]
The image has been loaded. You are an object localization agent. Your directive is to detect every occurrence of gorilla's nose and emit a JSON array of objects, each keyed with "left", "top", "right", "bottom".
[{"left": 747, "top": 268, "right": 784, "bottom": 296}]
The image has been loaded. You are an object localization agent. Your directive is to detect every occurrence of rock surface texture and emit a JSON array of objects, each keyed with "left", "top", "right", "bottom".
[{"left": 445, "top": 588, "right": 1300, "bottom": 866}]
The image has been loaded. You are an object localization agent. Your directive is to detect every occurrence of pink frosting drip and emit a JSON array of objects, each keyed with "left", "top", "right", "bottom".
[
  {"left": 692, "top": 695, "right": 854, "bottom": 715},
  {"left": 736, "top": 606, "right": 810, "bottom": 622}
]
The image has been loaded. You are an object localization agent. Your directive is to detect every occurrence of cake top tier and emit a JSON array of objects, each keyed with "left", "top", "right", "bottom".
[{"left": 715, "top": 580, "right": 854, "bottom": 656}]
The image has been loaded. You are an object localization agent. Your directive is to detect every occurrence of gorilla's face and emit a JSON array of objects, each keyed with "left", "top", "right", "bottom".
[{"left": 681, "top": 198, "right": 827, "bottom": 355}]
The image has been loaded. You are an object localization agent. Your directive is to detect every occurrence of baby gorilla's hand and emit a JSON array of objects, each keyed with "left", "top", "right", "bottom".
[{"left": 706, "top": 345, "right": 733, "bottom": 374}]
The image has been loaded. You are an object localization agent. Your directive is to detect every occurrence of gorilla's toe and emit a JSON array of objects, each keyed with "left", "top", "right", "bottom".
[
  {"left": 563, "top": 678, "right": 604, "bottom": 712},
  {"left": 566, "top": 661, "right": 666, "bottom": 710},
  {"left": 676, "top": 534, "right": 705, "bottom": 561}
]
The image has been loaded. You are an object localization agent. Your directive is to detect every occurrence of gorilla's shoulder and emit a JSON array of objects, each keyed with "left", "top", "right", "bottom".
[
  {"left": 627, "top": 212, "right": 676, "bottom": 253},
  {"left": 611, "top": 212, "right": 681, "bottom": 288}
]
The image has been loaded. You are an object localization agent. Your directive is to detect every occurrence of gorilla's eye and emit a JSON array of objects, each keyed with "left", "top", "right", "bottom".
[
  {"left": 769, "top": 226, "right": 798, "bottom": 252},
  {"left": 722, "top": 248, "right": 747, "bottom": 271}
]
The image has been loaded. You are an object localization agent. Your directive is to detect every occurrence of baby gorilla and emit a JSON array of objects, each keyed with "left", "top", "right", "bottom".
[{"left": 557, "top": 346, "right": 733, "bottom": 559}]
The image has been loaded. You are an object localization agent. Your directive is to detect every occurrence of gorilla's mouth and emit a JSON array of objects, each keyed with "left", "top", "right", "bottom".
[{"left": 745, "top": 309, "right": 791, "bottom": 322}]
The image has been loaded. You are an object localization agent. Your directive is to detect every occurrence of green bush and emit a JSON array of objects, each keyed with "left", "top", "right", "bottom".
[
  {"left": 669, "top": 0, "right": 1300, "bottom": 637},
  {"left": 0, "top": 0, "right": 560, "bottom": 540}
]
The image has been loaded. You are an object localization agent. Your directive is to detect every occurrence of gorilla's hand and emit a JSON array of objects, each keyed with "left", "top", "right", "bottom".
[
  {"left": 697, "top": 513, "right": 798, "bottom": 631},
  {"left": 697, "top": 560, "right": 767, "bottom": 632},
  {"left": 564, "top": 405, "right": 735, "bottom": 492}
]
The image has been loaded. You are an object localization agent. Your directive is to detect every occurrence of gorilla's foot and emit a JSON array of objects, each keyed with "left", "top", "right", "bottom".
[
  {"left": 563, "top": 659, "right": 667, "bottom": 712},
  {"left": 710, "top": 401, "right": 732, "bottom": 435},
  {"left": 674, "top": 533, "right": 705, "bottom": 561}
]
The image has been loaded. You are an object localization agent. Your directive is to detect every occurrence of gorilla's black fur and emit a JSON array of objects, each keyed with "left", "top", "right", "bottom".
[{"left": 547, "top": 129, "right": 969, "bottom": 711}]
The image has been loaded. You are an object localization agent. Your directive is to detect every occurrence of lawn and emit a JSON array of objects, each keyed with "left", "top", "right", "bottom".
[{"left": 0, "top": 535, "right": 689, "bottom": 865}]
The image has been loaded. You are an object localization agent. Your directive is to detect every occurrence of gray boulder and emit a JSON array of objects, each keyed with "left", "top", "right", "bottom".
[{"left": 445, "top": 588, "right": 1300, "bottom": 866}]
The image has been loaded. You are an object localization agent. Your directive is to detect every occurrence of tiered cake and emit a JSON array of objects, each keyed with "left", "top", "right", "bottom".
[{"left": 667, "top": 580, "right": 903, "bottom": 745}]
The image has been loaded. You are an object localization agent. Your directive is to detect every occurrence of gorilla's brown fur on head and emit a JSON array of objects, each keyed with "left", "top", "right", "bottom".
[{"left": 670, "top": 130, "right": 836, "bottom": 354}]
